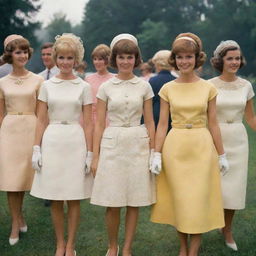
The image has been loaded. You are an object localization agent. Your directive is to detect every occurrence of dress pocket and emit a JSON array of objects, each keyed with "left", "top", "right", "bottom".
[{"left": 100, "top": 135, "right": 116, "bottom": 148}]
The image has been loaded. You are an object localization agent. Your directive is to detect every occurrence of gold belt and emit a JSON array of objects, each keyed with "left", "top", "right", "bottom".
[
  {"left": 8, "top": 111, "right": 34, "bottom": 115},
  {"left": 172, "top": 123, "right": 206, "bottom": 129},
  {"left": 50, "top": 121, "right": 78, "bottom": 125}
]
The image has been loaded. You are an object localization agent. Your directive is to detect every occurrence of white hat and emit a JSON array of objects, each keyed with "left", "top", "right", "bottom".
[
  {"left": 110, "top": 33, "right": 138, "bottom": 49},
  {"left": 214, "top": 40, "right": 240, "bottom": 58}
]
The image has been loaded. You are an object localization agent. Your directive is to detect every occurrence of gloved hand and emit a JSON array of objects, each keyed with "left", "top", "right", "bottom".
[
  {"left": 149, "top": 149, "right": 154, "bottom": 170},
  {"left": 85, "top": 151, "right": 93, "bottom": 174},
  {"left": 219, "top": 153, "right": 229, "bottom": 176},
  {"left": 32, "top": 145, "right": 42, "bottom": 172},
  {"left": 151, "top": 152, "right": 162, "bottom": 175}
]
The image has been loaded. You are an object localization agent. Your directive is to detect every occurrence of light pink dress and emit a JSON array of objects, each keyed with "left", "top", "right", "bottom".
[{"left": 85, "top": 72, "right": 114, "bottom": 124}]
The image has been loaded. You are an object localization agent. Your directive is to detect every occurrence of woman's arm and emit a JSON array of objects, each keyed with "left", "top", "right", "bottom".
[
  {"left": 83, "top": 104, "right": 93, "bottom": 151},
  {"left": 207, "top": 97, "right": 224, "bottom": 155},
  {"left": 0, "top": 99, "right": 5, "bottom": 126},
  {"left": 244, "top": 99, "right": 256, "bottom": 131},
  {"left": 34, "top": 101, "right": 49, "bottom": 145},
  {"left": 143, "top": 98, "right": 155, "bottom": 149},
  {"left": 91, "top": 99, "right": 107, "bottom": 176},
  {"left": 155, "top": 99, "right": 169, "bottom": 152}
]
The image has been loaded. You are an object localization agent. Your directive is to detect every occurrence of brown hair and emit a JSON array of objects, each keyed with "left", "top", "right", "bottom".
[
  {"left": 169, "top": 32, "right": 206, "bottom": 70},
  {"left": 41, "top": 42, "right": 54, "bottom": 50},
  {"left": 91, "top": 44, "right": 111, "bottom": 64},
  {"left": 110, "top": 39, "right": 142, "bottom": 69},
  {"left": 210, "top": 47, "right": 246, "bottom": 73},
  {"left": 2, "top": 38, "right": 33, "bottom": 64}
]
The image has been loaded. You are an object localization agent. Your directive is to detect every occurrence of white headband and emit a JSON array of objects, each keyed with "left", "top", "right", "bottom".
[
  {"left": 214, "top": 40, "right": 240, "bottom": 58},
  {"left": 175, "top": 36, "right": 197, "bottom": 44},
  {"left": 110, "top": 33, "right": 138, "bottom": 49}
]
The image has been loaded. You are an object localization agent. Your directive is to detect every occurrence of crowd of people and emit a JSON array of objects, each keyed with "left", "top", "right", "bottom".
[{"left": 0, "top": 31, "right": 255, "bottom": 256}]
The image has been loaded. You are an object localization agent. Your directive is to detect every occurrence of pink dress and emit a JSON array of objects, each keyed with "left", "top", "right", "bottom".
[{"left": 85, "top": 72, "right": 114, "bottom": 124}]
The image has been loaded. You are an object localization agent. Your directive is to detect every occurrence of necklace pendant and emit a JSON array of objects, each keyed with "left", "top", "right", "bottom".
[{"left": 15, "top": 79, "right": 23, "bottom": 85}]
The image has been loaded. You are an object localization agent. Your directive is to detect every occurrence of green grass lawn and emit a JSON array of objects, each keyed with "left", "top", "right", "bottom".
[{"left": 0, "top": 127, "right": 256, "bottom": 256}]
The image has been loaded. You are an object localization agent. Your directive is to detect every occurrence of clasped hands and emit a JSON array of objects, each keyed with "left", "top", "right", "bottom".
[{"left": 32, "top": 145, "right": 93, "bottom": 174}]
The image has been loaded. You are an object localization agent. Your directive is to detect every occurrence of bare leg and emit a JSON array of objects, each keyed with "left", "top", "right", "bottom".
[
  {"left": 65, "top": 200, "right": 80, "bottom": 256},
  {"left": 188, "top": 234, "right": 201, "bottom": 256},
  {"left": 177, "top": 231, "right": 188, "bottom": 256},
  {"left": 222, "top": 209, "right": 235, "bottom": 243},
  {"left": 122, "top": 206, "right": 139, "bottom": 256},
  {"left": 7, "top": 191, "right": 25, "bottom": 238},
  {"left": 17, "top": 192, "right": 26, "bottom": 228},
  {"left": 51, "top": 200, "right": 66, "bottom": 256},
  {"left": 105, "top": 207, "right": 121, "bottom": 256}
]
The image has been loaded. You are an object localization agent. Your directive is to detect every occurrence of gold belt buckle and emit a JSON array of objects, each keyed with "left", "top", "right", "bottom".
[
  {"left": 227, "top": 120, "right": 233, "bottom": 124},
  {"left": 185, "top": 124, "right": 193, "bottom": 129},
  {"left": 61, "top": 121, "right": 68, "bottom": 125},
  {"left": 18, "top": 112, "right": 23, "bottom": 115}
]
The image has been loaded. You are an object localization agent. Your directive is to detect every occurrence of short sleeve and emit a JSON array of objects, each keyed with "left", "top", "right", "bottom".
[
  {"left": 82, "top": 83, "right": 93, "bottom": 105},
  {"left": 208, "top": 84, "right": 218, "bottom": 101},
  {"left": 247, "top": 82, "right": 255, "bottom": 100},
  {"left": 38, "top": 83, "right": 48, "bottom": 102},
  {"left": 158, "top": 83, "right": 170, "bottom": 102},
  {"left": 96, "top": 83, "right": 108, "bottom": 102},
  {"left": 36, "top": 76, "right": 44, "bottom": 97},
  {"left": 143, "top": 82, "right": 154, "bottom": 101}
]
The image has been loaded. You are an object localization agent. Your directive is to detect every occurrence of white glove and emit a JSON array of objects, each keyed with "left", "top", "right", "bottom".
[
  {"left": 151, "top": 152, "right": 162, "bottom": 175},
  {"left": 85, "top": 151, "right": 93, "bottom": 174},
  {"left": 149, "top": 149, "right": 154, "bottom": 170},
  {"left": 32, "top": 145, "right": 42, "bottom": 172},
  {"left": 219, "top": 153, "right": 229, "bottom": 176}
]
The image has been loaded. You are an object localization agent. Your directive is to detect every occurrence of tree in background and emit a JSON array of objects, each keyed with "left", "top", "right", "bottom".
[
  {"left": 0, "top": 0, "right": 41, "bottom": 53},
  {"left": 81, "top": 0, "right": 256, "bottom": 77}
]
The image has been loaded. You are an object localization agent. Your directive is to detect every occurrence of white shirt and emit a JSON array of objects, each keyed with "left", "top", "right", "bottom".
[{"left": 38, "top": 66, "right": 59, "bottom": 80}]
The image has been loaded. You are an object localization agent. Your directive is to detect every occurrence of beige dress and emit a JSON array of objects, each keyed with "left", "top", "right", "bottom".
[
  {"left": 209, "top": 77, "right": 254, "bottom": 209},
  {"left": 0, "top": 72, "right": 43, "bottom": 191},
  {"left": 90, "top": 76, "right": 156, "bottom": 207},
  {"left": 30, "top": 77, "right": 94, "bottom": 200}
]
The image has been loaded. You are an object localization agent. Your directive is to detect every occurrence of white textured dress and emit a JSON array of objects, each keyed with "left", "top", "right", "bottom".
[
  {"left": 209, "top": 77, "right": 254, "bottom": 209},
  {"left": 90, "top": 76, "right": 156, "bottom": 207},
  {"left": 30, "top": 77, "right": 94, "bottom": 200}
]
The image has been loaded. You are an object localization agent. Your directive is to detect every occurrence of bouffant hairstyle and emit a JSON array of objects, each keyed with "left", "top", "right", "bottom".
[
  {"left": 152, "top": 50, "right": 171, "bottom": 70},
  {"left": 52, "top": 33, "right": 84, "bottom": 65},
  {"left": 91, "top": 44, "right": 111, "bottom": 65},
  {"left": 3, "top": 38, "right": 33, "bottom": 64},
  {"left": 110, "top": 39, "right": 142, "bottom": 69},
  {"left": 210, "top": 46, "right": 246, "bottom": 73},
  {"left": 169, "top": 32, "right": 206, "bottom": 70}
]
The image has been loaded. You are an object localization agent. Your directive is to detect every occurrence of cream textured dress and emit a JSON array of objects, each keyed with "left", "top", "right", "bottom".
[
  {"left": 30, "top": 77, "right": 93, "bottom": 200},
  {"left": 209, "top": 76, "right": 254, "bottom": 209},
  {"left": 90, "top": 76, "right": 156, "bottom": 207},
  {"left": 151, "top": 79, "right": 224, "bottom": 234},
  {"left": 0, "top": 72, "right": 43, "bottom": 191}
]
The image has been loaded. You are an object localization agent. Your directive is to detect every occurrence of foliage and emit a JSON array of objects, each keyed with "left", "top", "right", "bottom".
[{"left": 0, "top": 0, "right": 41, "bottom": 53}]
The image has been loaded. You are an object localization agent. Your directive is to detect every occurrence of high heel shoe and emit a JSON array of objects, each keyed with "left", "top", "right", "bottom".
[
  {"left": 19, "top": 225, "right": 28, "bottom": 233},
  {"left": 9, "top": 237, "right": 19, "bottom": 246},
  {"left": 105, "top": 246, "right": 119, "bottom": 256},
  {"left": 225, "top": 241, "right": 238, "bottom": 251}
]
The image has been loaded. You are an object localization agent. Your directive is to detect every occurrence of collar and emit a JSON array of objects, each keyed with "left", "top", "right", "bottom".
[
  {"left": 50, "top": 76, "right": 81, "bottom": 84},
  {"left": 112, "top": 76, "right": 140, "bottom": 85}
]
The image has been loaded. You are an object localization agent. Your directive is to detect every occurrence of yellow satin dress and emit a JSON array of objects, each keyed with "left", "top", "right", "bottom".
[{"left": 151, "top": 79, "right": 224, "bottom": 234}]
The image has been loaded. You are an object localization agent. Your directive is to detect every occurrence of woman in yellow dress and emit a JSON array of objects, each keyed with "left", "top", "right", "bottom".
[{"left": 150, "top": 32, "right": 229, "bottom": 256}]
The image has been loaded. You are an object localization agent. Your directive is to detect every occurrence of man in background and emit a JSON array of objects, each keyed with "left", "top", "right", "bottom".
[{"left": 38, "top": 42, "right": 59, "bottom": 80}]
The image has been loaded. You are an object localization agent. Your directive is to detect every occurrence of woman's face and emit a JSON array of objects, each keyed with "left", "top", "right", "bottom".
[
  {"left": 222, "top": 50, "right": 241, "bottom": 74},
  {"left": 175, "top": 52, "right": 196, "bottom": 74},
  {"left": 116, "top": 53, "right": 135, "bottom": 75},
  {"left": 56, "top": 51, "right": 75, "bottom": 75},
  {"left": 93, "top": 56, "right": 107, "bottom": 73},
  {"left": 11, "top": 47, "right": 29, "bottom": 67}
]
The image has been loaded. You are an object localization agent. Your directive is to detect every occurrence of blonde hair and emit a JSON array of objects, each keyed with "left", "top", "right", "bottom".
[
  {"left": 91, "top": 44, "right": 111, "bottom": 64},
  {"left": 152, "top": 50, "right": 171, "bottom": 70},
  {"left": 52, "top": 33, "right": 84, "bottom": 64}
]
